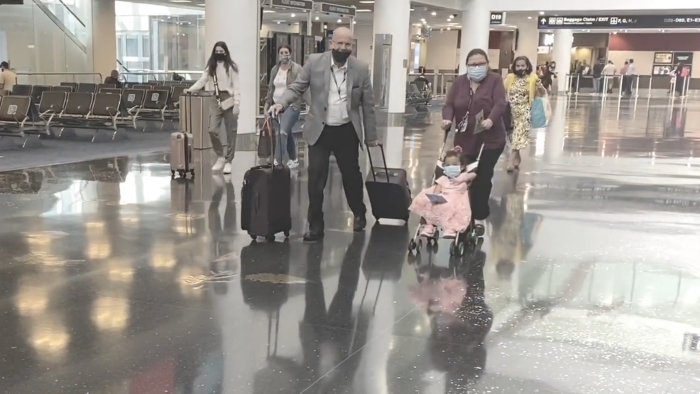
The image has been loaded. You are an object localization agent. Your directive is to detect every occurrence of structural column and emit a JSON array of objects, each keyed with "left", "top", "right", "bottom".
[
  {"left": 372, "top": 0, "right": 411, "bottom": 114},
  {"left": 459, "top": 0, "right": 490, "bottom": 74},
  {"left": 205, "top": 0, "right": 259, "bottom": 135},
  {"left": 552, "top": 29, "right": 573, "bottom": 94},
  {"left": 514, "top": 16, "right": 539, "bottom": 69},
  {"left": 91, "top": 0, "right": 117, "bottom": 81}
]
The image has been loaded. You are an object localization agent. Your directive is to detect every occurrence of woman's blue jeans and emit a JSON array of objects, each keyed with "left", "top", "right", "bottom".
[{"left": 275, "top": 107, "right": 300, "bottom": 163}]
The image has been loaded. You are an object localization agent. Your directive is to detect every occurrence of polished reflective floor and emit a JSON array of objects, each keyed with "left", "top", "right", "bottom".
[{"left": 1, "top": 96, "right": 700, "bottom": 393}]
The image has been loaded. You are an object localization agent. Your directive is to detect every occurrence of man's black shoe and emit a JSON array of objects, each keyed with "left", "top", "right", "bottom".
[
  {"left": 303, "top": 231, "right": 325, "bottom": 243},
  {"left": 353, "top": 215, "right": 367, "bottom": 232}
]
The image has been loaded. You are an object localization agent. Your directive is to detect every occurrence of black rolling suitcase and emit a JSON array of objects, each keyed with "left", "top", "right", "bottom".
[
  {"left": 241, "top": 116, "right": 292, "bottom": 240},
  {"left": 365, "top": 143, "right": 411, "bottom": 223}
]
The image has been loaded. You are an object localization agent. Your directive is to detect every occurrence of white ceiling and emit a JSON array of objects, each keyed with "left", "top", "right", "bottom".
[{"left": 126, "top": 0, "right": 700, "bottom": 33}]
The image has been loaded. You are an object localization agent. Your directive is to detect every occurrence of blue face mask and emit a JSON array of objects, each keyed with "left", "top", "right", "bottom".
[
  {"left": 467, "top": 65, "right": 488, "bottom": 81},
  {"left": 444, "top": 165, "right": 461, "bottom": 178}
]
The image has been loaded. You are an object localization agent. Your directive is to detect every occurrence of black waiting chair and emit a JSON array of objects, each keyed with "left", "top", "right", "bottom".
[
  {"left": 11, "top": 84, "right": 32, "bottom": 96},
  {"left": 134, "top": 89, "right": 170, "bottom": 122},
  {"left": 132, "top": 84, "right": 152, "bottom": 90},
  {"left": 53, "top": 85, "right": 73, "bottom": 93},
  {"left": 0, "top": 95, "right": 34, "bottom": 148},
  {"left": 99, "top": 87, "right": 122, "bottom": 95},
  {"left": 60, "top": 82, "right": 78, "bottom": 91},
  {"left": 118, "top": 88, "right": 145, "bottom": 129},
  {"left": 37, "top": 91, "right": 68, "bottom": 134},
  {"left": 77, "top": 83, "right": 97, "bottom": 93}
]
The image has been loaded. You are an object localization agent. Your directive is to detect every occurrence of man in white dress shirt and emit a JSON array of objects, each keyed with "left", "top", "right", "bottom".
[
  {"left": 270, "top": 27, "right": 377, "bottom": 242},
  {"left": 624, "top": 58, "right": 636, "bottom": 96}
]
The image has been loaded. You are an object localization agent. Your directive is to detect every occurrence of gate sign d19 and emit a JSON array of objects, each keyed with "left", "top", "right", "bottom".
[
  {"left": 490, "top": 12, "right": 504, "bottom": 25},
  {"left": 539, "top": 15, "right": 700, "bottom": 29}
]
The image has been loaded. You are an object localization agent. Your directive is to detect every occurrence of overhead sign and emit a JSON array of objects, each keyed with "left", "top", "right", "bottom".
[
  {"left": 0, "top": 0, "right": 24, "bottom": 4},
  {"left": 270, "top": 0, "right": 313, "bottom": 11},
  {"left": 490, "top": 12, "right": 504, "bottom": 25},
  {"left": 674, "top": 52, "right": 693, "bottom": 64},
  {"left": 539, "top": 15, "right": 700, "bottom": 29},
  {"left": 318, "top": 2, "right": 356, "bottom": 17}
]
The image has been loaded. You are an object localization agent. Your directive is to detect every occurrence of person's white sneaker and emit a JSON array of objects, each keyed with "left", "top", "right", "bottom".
[
  {"left": 212, "top": 157, "right": 226, "bottom": 172},
  {"left": 287, "top": 159, "right": 299, "bottom": 169},
  {"left": 223, "top": 162, "right": 232, "bottom": 174}
]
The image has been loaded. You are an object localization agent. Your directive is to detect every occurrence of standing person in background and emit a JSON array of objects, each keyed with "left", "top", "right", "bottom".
[
  {"left": 592, "top": 58, "right": 605, "bottom": 94},
  {"left": 620, "top": 61, "right": 629, "bottom": 95},
  {"left": 264, "top": 44, "right": 306, "bottom": 169},
  {"left": 504, "top": 56, "right": 546, "bottom": 173},
  {"left": 186, "top": 41, "right": 241, "bottom": 175},
  {"left": 624, "top": 59, "right": 636, "bottom": 96},
  {"left": 269, "top": 27, "right": 377, "bottom": 242},
  {"left": 0, "top": 61, "right": 17, "bottom": 93},
  {"left": 602, "top": 60, "right": 616, "bottom": 94},
  {"left": 442, "top": 48, "right": 507, "bottom": 235}
]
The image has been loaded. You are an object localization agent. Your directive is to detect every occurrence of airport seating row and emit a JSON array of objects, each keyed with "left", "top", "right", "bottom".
[
  {"left": 8, "top": 83, "right": 189, "bottom": 124},
  {"left": 0, "top": 83, "right": 194, "bottom": 147}
]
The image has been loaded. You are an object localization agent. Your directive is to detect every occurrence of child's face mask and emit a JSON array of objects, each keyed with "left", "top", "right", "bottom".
[{"left": 444, "top": 165, "right": 461, "bottom": 178}]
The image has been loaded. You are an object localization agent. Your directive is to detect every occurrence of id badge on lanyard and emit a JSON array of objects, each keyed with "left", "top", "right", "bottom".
[
  {"left": 457, "top": 87, "right": 475, "bottom": 133},
  {"left": 332, "top": 68, "right": 349, "bottom": 118}
]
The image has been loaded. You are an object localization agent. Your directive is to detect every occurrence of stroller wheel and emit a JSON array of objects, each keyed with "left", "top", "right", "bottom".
[
  {"left": 449, "top": 241, "right": 457, "bottom": 256},
  {"left": 408, "top": 239, "right": 417, "bottom": 253},
  {"left": 475, "top": 224, "right": 485, "bottom": 237},
  {"left": 458, "top": 241, "right": 466, "bottom": 256},
  {"left": 416, "top": 238, "right": 423, "bottom": 253}
]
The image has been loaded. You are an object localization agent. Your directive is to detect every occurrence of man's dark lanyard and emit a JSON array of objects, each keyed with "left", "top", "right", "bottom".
[
  {"left": 457, "top": 87, "right": 475, "bottom": 133},
  {"left": 331, "top": 66, "right": 347, "bottom": 97}
]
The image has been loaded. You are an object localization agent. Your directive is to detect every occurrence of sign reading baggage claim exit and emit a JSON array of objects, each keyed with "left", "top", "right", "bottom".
[{"left": 538, "top": 15, "right": 700, "bottom": 29}]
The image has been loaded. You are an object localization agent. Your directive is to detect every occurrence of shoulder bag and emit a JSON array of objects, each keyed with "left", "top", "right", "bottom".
[{"left": 213, "top": 73, "right": 235, "bottom": 111}]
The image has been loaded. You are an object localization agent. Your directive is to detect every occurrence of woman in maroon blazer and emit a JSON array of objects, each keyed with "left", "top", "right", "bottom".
[{"left": 442, "top": 48, "right": 507, "bottom": 232}]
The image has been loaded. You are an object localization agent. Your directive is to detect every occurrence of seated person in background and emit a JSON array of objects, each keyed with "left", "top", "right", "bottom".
[
  {"left": 0, "top": 61, "right": 17, "bottom": 92},
  {"left": 103, "top": 70, "right": 123, "bottom": 88},
  {"left": 413, "top": 70, "right": 432, "bottom": 104},
  {"left": 409, "top": 150, "right": 476, "bottom": 239}
]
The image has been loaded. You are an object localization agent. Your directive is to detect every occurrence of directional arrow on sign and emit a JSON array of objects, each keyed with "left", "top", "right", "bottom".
[{"left": 541, "top": 18, "right": 546, "bottom": 23}]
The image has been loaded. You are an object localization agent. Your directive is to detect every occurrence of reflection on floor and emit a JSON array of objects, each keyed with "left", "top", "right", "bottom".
[{"left": 0, "top": 96, "right": 699, "bottom": 393}]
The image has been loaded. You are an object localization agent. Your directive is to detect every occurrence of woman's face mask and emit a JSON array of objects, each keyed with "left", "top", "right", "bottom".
[
  {"left": 279, "top": 54, "right": 290, "bottom": 64},
  {"left": 214, "top": 52, "right": 226, "bottom": 62},
  {"left": 467, "top": 65, "right": 488, "bottom": 81},
  {"left": 443, "top": 165, "right": 461, "bottom": 178}
]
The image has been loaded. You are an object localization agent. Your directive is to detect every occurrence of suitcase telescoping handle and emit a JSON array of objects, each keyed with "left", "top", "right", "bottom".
[
  {"left": 263, "top": 114, "right": 283, "bottom": 165},
  {"left": 366, "top": 142, "right": 390, "bottom": 183}
]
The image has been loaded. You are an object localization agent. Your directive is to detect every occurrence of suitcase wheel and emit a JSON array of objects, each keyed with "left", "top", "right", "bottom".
[
  {"left": 171, "top": 170, "right": 175, "bottom": 179},
  {"left": 265, "top": 235, "right": 276, "bottom": 242},
  {"left": 283, "top": 231, "right": 290, "bottom": 238},
  {"left": 248, "top": 232, "right": 256, "bottom": 240}
]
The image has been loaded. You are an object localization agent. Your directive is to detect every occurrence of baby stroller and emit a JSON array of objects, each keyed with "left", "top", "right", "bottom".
[{"left": 407, "top": 134, "right": 484, "bottom": 257}]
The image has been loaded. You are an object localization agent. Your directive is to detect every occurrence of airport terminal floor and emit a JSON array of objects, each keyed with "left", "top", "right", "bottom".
[{"left": 1, "top": 96, "right": 700, "bottom": 393}]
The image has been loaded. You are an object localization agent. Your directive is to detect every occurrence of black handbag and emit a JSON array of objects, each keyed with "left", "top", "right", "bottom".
[{"left": 503, "top": 103, "right": 514, "bottom": 133}]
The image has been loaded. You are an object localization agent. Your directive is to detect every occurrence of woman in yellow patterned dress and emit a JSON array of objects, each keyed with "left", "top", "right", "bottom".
[{"left": 504, "top": 56, "right": 545, "bottom": 172}]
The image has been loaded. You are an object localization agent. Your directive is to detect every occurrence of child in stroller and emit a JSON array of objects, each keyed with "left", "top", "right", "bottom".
[{"left": 409, "top": 149, "right": 476, "bottom": 239}]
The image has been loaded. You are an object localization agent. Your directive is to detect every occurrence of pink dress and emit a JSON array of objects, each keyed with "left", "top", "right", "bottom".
[{"left": 409, "top": 172, "right": 475, "bottom": 232}]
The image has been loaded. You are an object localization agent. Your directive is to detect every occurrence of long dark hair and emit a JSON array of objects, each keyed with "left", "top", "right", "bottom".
[
  {"left": 207, "top": 41, "right": 238, "bottom": 77},
  {"left": 510, "top": 56, "right": 533, "bottom": 74}
]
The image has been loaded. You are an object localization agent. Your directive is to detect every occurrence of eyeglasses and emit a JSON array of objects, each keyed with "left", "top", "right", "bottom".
[{"left": 467, "top": 62, "right": 488, "bottom": 67}]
